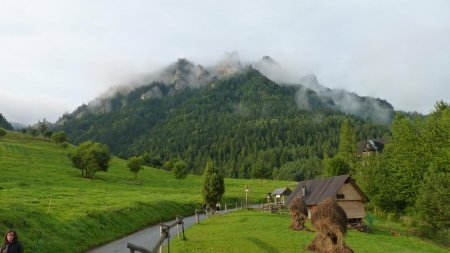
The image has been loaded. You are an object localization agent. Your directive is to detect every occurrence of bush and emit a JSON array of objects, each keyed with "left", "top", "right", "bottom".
[{"left": 0, "top": 128, "right": 6, "bottom": 137}]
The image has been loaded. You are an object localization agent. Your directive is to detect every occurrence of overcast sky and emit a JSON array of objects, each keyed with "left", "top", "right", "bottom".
[{"left": 1, "top": 0, "right": 449, "bottom": 124}]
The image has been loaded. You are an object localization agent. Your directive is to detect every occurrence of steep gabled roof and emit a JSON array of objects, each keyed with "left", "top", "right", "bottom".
[
  {"left": 286, "top": 175, "right": 368, "bottom": 207},
  {"left": 357, "top": 138, "right": 387, "bottom": 154},
  {"left": 272, "top": 187, "right": 292, "bottom": 196}
]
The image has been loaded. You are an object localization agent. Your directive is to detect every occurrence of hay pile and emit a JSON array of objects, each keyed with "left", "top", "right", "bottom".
[
  {"left": 289, "top": 195, "right": 309, "bottom": 231},
  {"left": 307, "top": 197, "right": 353, "bottom": 253}
]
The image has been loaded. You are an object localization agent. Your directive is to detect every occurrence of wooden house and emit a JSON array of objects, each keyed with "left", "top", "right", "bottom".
[
  {"left": 271, "top": 187, "right": 292, "bottom": 205},
  {"left": 286, "top": 175, "right": 368, "bottom": 221},
  {"left": 357, "top": 138, "right": 387, "bottom": 157}
]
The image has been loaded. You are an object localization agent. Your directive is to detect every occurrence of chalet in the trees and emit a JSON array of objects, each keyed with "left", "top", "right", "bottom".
[
  {"left": 357, "top": 138, "right": 387, "bottom": 157},
  {"left": 286, "top": 175, "right": 368, "bottom": 221}
]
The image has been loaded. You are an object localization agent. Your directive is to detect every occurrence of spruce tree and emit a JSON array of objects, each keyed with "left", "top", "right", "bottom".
[
  {"left": 202, "top": 158, "right": 225, "bottom": 211},
  {"left": 337, "top": 119, "right": 356, "bottom": 172}
]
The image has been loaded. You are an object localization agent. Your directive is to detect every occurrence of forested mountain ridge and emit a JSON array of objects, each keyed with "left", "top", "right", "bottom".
[
  {"left": 0, "top": 113, "right": 13, "bottom": 130},
  {"left": 57, "top": 58, "right": 392, "bottom": 179}
]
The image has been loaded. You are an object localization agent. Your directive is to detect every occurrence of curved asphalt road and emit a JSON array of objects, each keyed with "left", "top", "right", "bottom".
[{"left": 85, "top": 208, "right": 237, "bottom": 253}]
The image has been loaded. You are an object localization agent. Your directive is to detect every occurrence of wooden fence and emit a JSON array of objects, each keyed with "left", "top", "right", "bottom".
[
  {"left": 259, "top": 203, "right": 290, "bottom": 215},
  {"left": 127, "top": 216, "right": 185, "bottom": 253},
  {"left": 194, "top": 202, "right": 252, "bottom": 223},
  {"left": 127, "top": 202, "right": 254, "bottom": 253}
]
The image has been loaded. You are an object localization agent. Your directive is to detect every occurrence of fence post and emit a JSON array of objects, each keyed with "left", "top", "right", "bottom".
[
  {"left": 225, "top": 202, "right": 227, "bottom": 211},
  {"left": 176, "top": 216, "right": 180, "bottom": 239},
  {"left": 47, "top": 195, "right": 53, "bottom": 213},
  {"left": 195, "top": 209, "right": 199, "bottom": 223},
  {"left": 236, "top": 202, "right": 237, "bottom": 210}
]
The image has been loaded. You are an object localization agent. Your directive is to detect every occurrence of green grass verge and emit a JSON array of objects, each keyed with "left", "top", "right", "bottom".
[
  {"left": 0, "top": 131, "right": 295, "bottom": 252},
  {"left": 168, "top": 211, "right": 449, "bottom": 253}
]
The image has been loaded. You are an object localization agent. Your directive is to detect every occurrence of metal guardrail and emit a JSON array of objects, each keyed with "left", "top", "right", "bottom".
[{"left": 127, "top": 216, "right": 185, "bottom": 253}]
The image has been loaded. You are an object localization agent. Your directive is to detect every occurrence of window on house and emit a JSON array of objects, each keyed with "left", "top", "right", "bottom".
[{"left": 336, "top": 194, "right": 345, "bottom": 199}]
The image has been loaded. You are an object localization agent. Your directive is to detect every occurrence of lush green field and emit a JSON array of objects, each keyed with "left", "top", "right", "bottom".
[
  {"left": 168, "top": 211, "right": 449, "bottom": 253},
  {"left": 0, "top": 131, "right": 296, "bottom": 252}
]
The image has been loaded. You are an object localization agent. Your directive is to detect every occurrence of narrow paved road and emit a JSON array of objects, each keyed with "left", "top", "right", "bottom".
[{"left": 85, "top": 208, "right": 236, "bottom": 253}]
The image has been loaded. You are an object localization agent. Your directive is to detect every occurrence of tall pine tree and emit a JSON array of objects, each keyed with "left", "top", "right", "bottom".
[
  {"left": 202, "top": 158, "right": 225, "bottom": 211},
  {"left": 336, "top": 119, "right": 356, "bottom": 174}
]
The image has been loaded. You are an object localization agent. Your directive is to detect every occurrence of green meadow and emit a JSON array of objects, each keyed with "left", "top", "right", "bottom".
[
  {"left": 168, "top": 211, "right": 449, "bottom": 253},
  {"left": 0, "top": 131, "right": 295, "bottom": 252},
  {"left": 1, "top": 130, "right": 448, "bottom": 253}
]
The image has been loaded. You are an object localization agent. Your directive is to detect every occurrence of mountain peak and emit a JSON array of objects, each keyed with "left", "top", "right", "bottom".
[
  {"left": 214, "top": 52, "right": 243, "bottom": 77},
  {"left": 158, "top": 58, "right": 211, "bottom": 90},
  {"left": 260, "top": 55, "right": 277, "bottom": 65}
]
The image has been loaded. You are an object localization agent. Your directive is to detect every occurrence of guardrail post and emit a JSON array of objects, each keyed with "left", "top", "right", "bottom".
[
  {"left": 129, "top": 215, "right": 186, "bottom": 253},
  {"left": 159, "top": 224, "right": 163, "bottom": 253},
  {"left": 181, "top": 217, "right": 185, "bottom": 240},
  {"left": 166, "top": 225, "right": 170, "bottom": 253}
]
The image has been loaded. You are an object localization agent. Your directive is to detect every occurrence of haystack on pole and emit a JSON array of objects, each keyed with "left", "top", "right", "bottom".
[
  {"left": 307, "top": 197, "right": 353, "bottom": 253},
  {"left": 288, "top": 196, "right": 309, "bottom": 231}
]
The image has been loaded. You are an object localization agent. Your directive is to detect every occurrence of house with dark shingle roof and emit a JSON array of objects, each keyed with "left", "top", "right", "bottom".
[
  {"left": 357, "top": 138, "right": 387, "bottom": 157},
  {"left": 286, "top": 175, "right": 368, "bottom": 221}
]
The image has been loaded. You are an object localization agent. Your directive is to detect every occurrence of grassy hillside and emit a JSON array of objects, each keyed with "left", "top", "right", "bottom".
[
  {"left": 168, "top": 211, "right": 449, "bottom": 253},
  {"left": 0, "top": 131, "right": 296, "bottom": 252}
]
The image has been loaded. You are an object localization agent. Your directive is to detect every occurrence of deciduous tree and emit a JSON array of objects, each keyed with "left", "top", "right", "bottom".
[
  {"left": 70, "top": 141, "right": 111, "bottom": 180},
  {"left": 415, "top": 101, "right": 450, "bottom": 230},
  {"left": 127, "top": 156, "right": 144, "bottom": 179},
  {"left": 51, "top": 131, "right": 67, "bottom": 147},
  {"left": 0, "top": 128, "right": 6, "bottom": 138},
  {"left": 325, "top": 157, "right": 351, "bottom": 176},
  {"left": 172, "top": 160, "right": 188, "bottom": 182},
  {"left": 416, "top": 168, "right": 450, "bottom": 230}
]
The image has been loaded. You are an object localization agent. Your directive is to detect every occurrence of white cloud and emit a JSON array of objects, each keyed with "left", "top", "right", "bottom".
[{"left": 0, "top": 0, "right": 449, "bottom": 124}]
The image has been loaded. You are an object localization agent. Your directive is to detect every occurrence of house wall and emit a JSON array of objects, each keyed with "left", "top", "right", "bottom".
[
  {"left": 307, "top": 201, "right": 365, "bottom": 220},
  {"left": 337, "top": 183, "right": 363, "bottom": 200},
  {"left": 337, "top": 201, "right": 365, "bottom": 219}
]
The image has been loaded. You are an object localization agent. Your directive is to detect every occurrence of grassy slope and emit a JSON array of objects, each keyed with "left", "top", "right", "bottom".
[
  {"left": 169, "top": 211, "right": 449, "bottom": 253},
  {"left": 0, "top": 131, "right": 295, "bottom": 252}
]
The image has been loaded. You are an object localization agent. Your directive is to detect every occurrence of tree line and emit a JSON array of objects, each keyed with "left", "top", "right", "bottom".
[{"left": 353, "top": 101, "right": 449, "bottom": 231}]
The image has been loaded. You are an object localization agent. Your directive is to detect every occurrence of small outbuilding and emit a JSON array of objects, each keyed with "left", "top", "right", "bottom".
[
  {"left": 286, "top": 175, "right": 368, "bottom": 221},
  {"left": 271, "top": 187, "right": 292, "bottom": 205}
]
